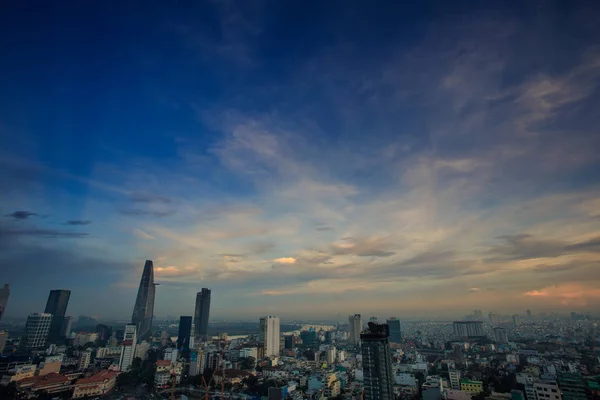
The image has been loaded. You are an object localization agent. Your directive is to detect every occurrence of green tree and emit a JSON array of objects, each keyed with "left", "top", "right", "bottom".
[{"left": 240, "top": 356, "right": 256, "bottom": 370}]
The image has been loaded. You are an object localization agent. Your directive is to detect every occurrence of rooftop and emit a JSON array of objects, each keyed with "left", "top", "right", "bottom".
[{"left": 75, "top": 370, "right": 119, "bottom": 385}]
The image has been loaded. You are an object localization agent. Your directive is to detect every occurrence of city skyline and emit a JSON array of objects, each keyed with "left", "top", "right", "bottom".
[{"left": 1, "top": 1, "right": 600, "bottom": 319}]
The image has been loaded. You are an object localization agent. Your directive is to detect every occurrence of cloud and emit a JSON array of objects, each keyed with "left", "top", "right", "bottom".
[
  {"left": 0, "top": 226, "right": 89, "bottom": 238},
  {"left": 118, "top": 208, "right": 175, "bottom": 218},
  {"left": 487, "top": 233, "right": 600, "bottom": 261},
  {"left": 330, "top": 236, "right": 397, "bottom": 258},
  {"left": 65, "top": 220, "right": 91, "bottom": 225},
  {"left": 128, "top": 192, "right": 172, "bottom": 204},
  {"left": 4, "top": 211, "right": 37, "bottom": 220},
  {"left": 132, "top": 229, "right": 155, "bottom": 240},
  {"left": 468, "top": 287, "right": 481, "bottom": 292},
  {"left": 272, "top": 257, "right": 296, "bottom": 264}
]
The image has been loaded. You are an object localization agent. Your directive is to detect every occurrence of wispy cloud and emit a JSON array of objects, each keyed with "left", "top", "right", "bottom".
[{"left": 4, "top": 210, "right": 37, "bottom": 220}]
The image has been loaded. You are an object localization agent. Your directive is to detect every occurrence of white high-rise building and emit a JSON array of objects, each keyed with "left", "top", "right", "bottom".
[
  {"left": 78, "top": 350, "right": 92, "bottom": 370},
  {"left": 449, "top": 370, "right": 461, "bottom": 390},
  {"left": 259, "top": 316, "right": 280, "bottom": 357},
  {"left": 348, "top": 314, "right": 362, "bottom": 345},
  {"left": 24, "top": 313, "right": 52, "bottom": 349},
  {"left": 118, "top": 324, "right": 137, "bottom": 371}
]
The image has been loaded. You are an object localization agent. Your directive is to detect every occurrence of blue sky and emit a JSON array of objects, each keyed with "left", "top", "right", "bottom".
[{"left": 1, "top": 1, "right": 600, "bottom": 321}]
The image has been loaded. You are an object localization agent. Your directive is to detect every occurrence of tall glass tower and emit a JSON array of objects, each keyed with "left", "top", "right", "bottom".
[
  {"left": 132, "top": 260, "right": 156, "bottom": 341},
  {"left": 194, "top": 288, "right": 211, "bottom": 342},
  {"left": 0, "top": 284, "right": 10, "bottom": 322},
  {"left": 361, "top": 322, "right": 395, "bottom": 400},
  {"left": 386, "top": 317, "right": 402, "bottom": 344},
  {"left": 45, "top": 289, "right": 71, "bottom": 342}
]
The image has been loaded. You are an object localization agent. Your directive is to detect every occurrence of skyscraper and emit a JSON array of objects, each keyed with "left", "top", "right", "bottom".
[
  {"left": 119, "top": 324, "right": 137, "bottom": 371},
  {"left": 259, "top": 316, "right": 280, "bottom": 357},
  {"left": 361, "top": 322, "right": 395, "bottom": 400},
  {"left": 23, "top": 313, "right": 52, "bottom": 349},
  {"left": 194, "top": 288, "right": 211, "bottom": 342},
  {"left": 453, "top": 321, "right": 484, "bottom": 338},
  {"left": 494, "top": 327, "right": 509, "bottom": 344},
  {"left": 45, "top": 290, "right": 71, "bottom": 343},
  {"left": 177, "top": 316, "right": 194, "bottom": 354},
  {"left": 0, "top": 284, "right": 9, "bottom": 322},
  {"left": 348, "top": 314, "right": 362, "bottom": 345},
  {"left": 132, "top": 260, "right": 156, "bottom": 341},
  {"left": 386, "top": 317, "right": 402, "bottom": 344}
]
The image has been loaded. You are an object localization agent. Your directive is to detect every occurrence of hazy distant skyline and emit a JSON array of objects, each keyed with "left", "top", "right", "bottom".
[{"left": 1, "top": 1, "right": 600, "bottom": 320}]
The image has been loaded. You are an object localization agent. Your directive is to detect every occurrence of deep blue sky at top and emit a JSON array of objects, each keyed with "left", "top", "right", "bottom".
[{"left": 2, "top": 0, "right": 581, "bottom": 180}]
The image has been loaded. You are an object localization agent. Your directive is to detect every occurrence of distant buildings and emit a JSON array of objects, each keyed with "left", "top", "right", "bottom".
[
  {"left": 348, "top": 314, "right": 362, "bottom": 345},
  {"left": 259, "top": 316, "right": 280, "bottom": 357},
  {"left": 361, "top": 322, "right": 394, "bottom": 400},
  {"left": 512, "top": 315, "right": 521, "bottom": 326},
  {"left": 23, "top": 313, "right": 52, "bottom": 349},
  {"left": 0, "top": 331, "right": 8, "bottom": 353},
  {"left": 131, "top": 260, "right": 156, "bottom": 341},
  {"left": 386, "top": 317, "right": 402, "bottom": 344},
  {"left": 453, "top": 321, "right": 484, "bottom": 338},
  {"left": 194, "top": 288, "right": 211, "bottom": 342},
  {"left": 489, "top": 313, "right": 500, "bottom": 326},
  {"left": 118, "top": 324, "right": 137, "bottom": 371},
  {"left": 494, "top": 327, "right": 509, "bottom": 344},
  {"left": 0, "top": 284, "right": 9, "bottom": 322}
]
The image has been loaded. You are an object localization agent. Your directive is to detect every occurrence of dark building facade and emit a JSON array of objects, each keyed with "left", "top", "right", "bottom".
[
  {"left": 95, "top": 324, "right": 112, "bottom": 341},
  {"left": 194, "top": 288, "right": 211, "bottom": 342},
  {"left": 361, "top": 323, "right": 395, "bottom": 400},
  {"left": 44, "top": 290, "right": 71, "bottom": 343},
  {"left": 300, "top": 331, "right": 317, "bottom": 346},
  {"left": 386, "top": 318, "right": 402, "bottom": 344},
  {"left": 0, "top": 284, "right": 9, "bottom": 322},
  {"left": 132, "top": 260, "right": 156, "bottom": 341},
  {"left": 284, "top": 335, "right": 294, "bottom": 349},
  {"left": 177, "top": 316, "right": 194, "bottom": 355}
]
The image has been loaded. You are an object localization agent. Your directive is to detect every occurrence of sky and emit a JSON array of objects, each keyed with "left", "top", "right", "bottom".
[{"left": 1, "top": 1, "right": 600, "bottom": 321}]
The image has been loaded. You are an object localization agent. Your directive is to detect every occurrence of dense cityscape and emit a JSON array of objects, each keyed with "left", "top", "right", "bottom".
[
  {"left": 0, "top": 260, "right": 599, "bottom": 400},
  {"left": 2, "top": 1, "right": 600, "bottom": 400}
]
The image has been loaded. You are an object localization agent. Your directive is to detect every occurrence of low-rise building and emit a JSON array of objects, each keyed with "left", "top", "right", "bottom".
[
  {"left": 72, "top": 370, "right": 120, "bottom": 398},
  {"left": 460, "top": 378, "right": 483, "bottom": 394},
  {"left": 16, "top": 373, "right": 71, "bottom": 396}
]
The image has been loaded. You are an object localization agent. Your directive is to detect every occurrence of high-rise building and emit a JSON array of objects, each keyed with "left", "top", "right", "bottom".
[
  {"left": 23, "top": 313, "right": 52, "bottom": 349},
  {"left": 194, "top": 288, "right": 211, "bottom": 342},
  {"left": 453, "top": 321, "right": 484, "bottom": 338},
  {"left": 494, "top": 327, "right": 509, "bottom": 344},
  {"left": 361, "top": 322, "right": 395, "bottom": 400},
  {"left": 118, "top": 324, "right": 137, "bottom": 371},
  {"left": 44, "top": 290, "right": 71, "bottom": 343},
  {"left": 259, "top": 316, "right": 280, "bottom": 357},
  {"left": 177, "top": 316, "right": 194, "bottom": 354},
  {"left": 284, "top": 335, "right": 294, "bottom": 349},
  {"left": 348, "top": 314, "right": 362, "bottom": 345},
  {"left": 78, "top": 350, "right": 92, "bottom": 370},
  {"left": 449, "top": 370, "right": 461, "bottom": 390},
  {"left": 526, "top": 310, "right": 532, "bottom": 318},
  {"left": 512, "top": 315, "right": 521, "bottom": 326},
  {"left": 132, "top": 260, "right": 156, "bottom": 341},
  {"left": 0, "top": 331, "right": 8, "bottom": 353},
  {"left": 44, "top": 290, "right": 71, "bottom": 316},
  {"left": 61, "top": 316, "right": 73, "bottom": 338},
  {"left": 386, "top": 318, "right": 402, "bottom": 344},
  {"left": 0, "top": 284, "right": 10, "bottom": 322},
  {"left": 534, "top": 381, "right": 561, "bottom": 400},
  {"left": 488, "top": 312, "right": 500, "bottom": 326},
  {"left": 96, "top": 324, "right": 112, "bottom": 341}
]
